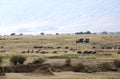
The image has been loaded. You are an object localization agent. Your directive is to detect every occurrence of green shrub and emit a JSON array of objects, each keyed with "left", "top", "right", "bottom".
[
  {"left": 10, "top": 55, "right": 26, "bottom": 65},
  {"left": 113, "top": 60, "right": 120, "bottom": 68},
  {"left": 32, "top": 58, "right": 45, "bottom": 64},
  {"left": 74, "top": 63, "right": 85, "bottom": 72},
  {"left": 18, "top": 56, "right": 26, "bottom": 64},
  {"left": 65, "top": 58, "right": 71, "bottom": 66}
]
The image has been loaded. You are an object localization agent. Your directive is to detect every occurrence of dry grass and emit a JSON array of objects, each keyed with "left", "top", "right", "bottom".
[
  {"left": 2, "top": 72, "right": 120, "bottom": 79},
  {"left": 0, "top": 34, "right": 120, "bottom": 66}
]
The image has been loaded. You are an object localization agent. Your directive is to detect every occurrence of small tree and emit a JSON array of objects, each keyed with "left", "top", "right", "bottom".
[
  {"left": 32, "top": 58, "right": 45, "bottom": 65},
  {"left": 18, "top": 56, "right": 26, "bottom": 64},
  {"left": 10, "top": 56, "right": 18, "bottom": 65}
]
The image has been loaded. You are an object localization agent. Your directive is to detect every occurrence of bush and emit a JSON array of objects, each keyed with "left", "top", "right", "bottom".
[
  {"left": 99, "top": 62, "right": 112, "bottom": 71},
  {"left": 113, "top": 60, "right": 120, "bottom": 68},
  {"left": 74, "top": 63, "right": 85, "bottom": 72},
  {"left": 65, "top": 58, "right": 71, "bottom": 66},
  {"left": 32, "top": 58, "right": 45, "bottom": 65},
  {"left": 18, "top": 56, "right": 26, "bottom": 64},
  {"left": 10, "top": 56, "right": 19, "bottom": 65},
  {"left": 10, "top": 55, "right": 26, "bottom": 65}
]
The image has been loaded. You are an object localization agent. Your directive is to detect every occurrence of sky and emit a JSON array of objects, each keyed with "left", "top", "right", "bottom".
[{"left": 0, "top": 0, "right": 120, "bottom": 35}]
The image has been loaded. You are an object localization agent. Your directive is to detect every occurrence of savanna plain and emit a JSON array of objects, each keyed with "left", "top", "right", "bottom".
[{"left": 0, "top": 34, "right": 120, "bottom": 79}]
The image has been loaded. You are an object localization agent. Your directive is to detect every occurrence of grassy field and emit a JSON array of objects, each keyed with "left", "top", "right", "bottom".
[{"left": 0, "top": 34, "right": 120, "bottom": 79}]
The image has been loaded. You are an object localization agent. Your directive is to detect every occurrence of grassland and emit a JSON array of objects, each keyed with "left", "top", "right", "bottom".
[{"left": 0, "top": 34, "right": 120, "bottom": 79}]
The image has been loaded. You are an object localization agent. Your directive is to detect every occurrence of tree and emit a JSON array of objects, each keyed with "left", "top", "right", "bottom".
[
  {"left": 40, "top": 32, "right": 45, "bottom": 35},
  {"left": 102, "top": 31, "right": 108, "bottom": 34},
  {"left": 10, "top": 33, "right": 16, "bottom": 36},
  {"left": 86, "top": 31, "right": 91, "bottom": 34},
  {"left": 56, "top": 33, "right": 59, "bottom": 35}
]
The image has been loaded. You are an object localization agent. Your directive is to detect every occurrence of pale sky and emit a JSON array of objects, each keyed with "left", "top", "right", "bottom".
[{"left": 0, "top": 0, "right": 120, "bottom": 34}]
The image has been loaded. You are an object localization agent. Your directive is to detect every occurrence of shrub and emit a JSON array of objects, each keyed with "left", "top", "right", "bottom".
[
  {"left": 10, "top": 56, "right": 19, "bottom": 65},
  {"left": 10, "top": 55, "right": 26, "bottom": 65},
  {"left": 18, "top": 56, "right": 26, "bottom": 64},
  {"left": 99, "top": 62, "right": 112, "bottom": 71},
  {"left": 65, "top": 58, "right": 71, "bottom": 66},
  {"left": 74, "top": 63, "right": 85, "bottom": 72},
  {"left": 32, "top": 58, "right": 45, "bottom": 65},
  {"left": 113, "top": 60, "right": 120, "bottom": 68}
]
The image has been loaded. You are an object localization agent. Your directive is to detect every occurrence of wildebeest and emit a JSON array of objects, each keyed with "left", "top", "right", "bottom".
[
  {"left": 83, "top": 51, "right": 96, "bottom": 54},
  {"left": 40, "top": 51, "right": 48, "bottom": 54},
  {"left": 53, "top": 51, "right": 57, "bottom": 53},
  {"left": 33, "top": 46, "right": 43, "bottom": 48},
  {"left": 77, "top": 51, "right": 82, "bottom": 54}
]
